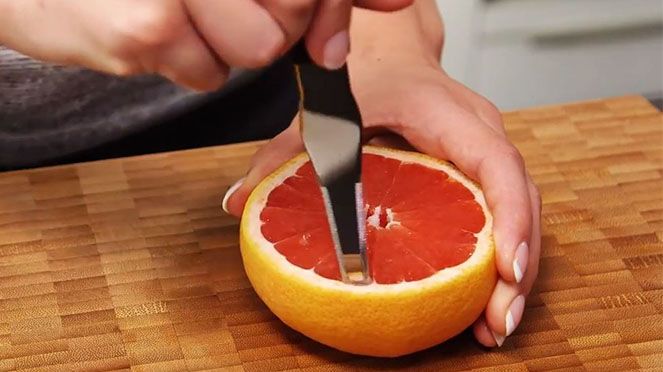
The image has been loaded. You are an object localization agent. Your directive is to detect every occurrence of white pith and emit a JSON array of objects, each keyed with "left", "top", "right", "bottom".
[
  {"left": 366, "top": 205, "right": 381, "bottom": 228},
  {"left": 244, "top": 146, "right": 494, "bottom": 293},
  {"left": 367, "top": 206, "right": 399, "bottom": 229},
  {"left": 385, "top": 208, "right": 399, "bottom": 228}
]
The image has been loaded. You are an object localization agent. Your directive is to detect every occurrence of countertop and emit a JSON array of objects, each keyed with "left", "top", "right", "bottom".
[{"left": 0, "top": 95, "right": 661, "bottom": 371}]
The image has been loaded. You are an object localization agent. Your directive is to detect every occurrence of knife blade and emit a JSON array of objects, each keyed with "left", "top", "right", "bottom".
[{"left": 289, "top": 44, "right": 371, "bottom": 285}]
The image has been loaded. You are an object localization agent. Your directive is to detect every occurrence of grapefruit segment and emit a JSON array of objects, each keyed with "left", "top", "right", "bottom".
[
  {"left": 265, "top": 182, "right": 322, "bottom": 211},
  {"left": 389, "top": 178, "right": 476, "bottom": 212},
  {"left": 239, "top": 146, "right": 496, "bottom": 357},
  {"left": 313, "top": 252, "right": 342, "bottom": 281},
  {"left": 361, "top": 154, "right": 401, "bottom": 206},
  {"left": 260, "top": 207, "right": 327, "bottom": 242},
  {"left": 368, "top": 226, "right": 437, "bottom": 283},
  {"left": 273, "top": 227, "right": 333, "bottom": 270},
  {"left": 379, "top": 160, "right": 449, "bottom": 208},
  {"left": 394, "top": 200, "right": 485, "bottom": 231},
  {"left": 283, "top": 170, "right": 321, "bottom": 196},
  {"left": 390, "top": 224, "right": 476, "bottom": 270}
]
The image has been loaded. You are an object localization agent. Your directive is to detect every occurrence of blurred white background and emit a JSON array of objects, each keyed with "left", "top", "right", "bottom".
[{"left": 435, "top": 0, "right": 663, "bottom": 110}]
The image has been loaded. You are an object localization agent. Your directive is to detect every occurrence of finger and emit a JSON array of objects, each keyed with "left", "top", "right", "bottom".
[
  {"left": 1, "top": 0, "right": 226, "bottom": 91},
  {"left": 256, "top": 0, "right": 317, "bottom": 48},
  {"left": 471, "top": 137, "right": 532, "bottom": 285},
  {"left": 354, "top": 0, "right": 414, "bottom": 11},
  {"left": 222, "top": 119, "right": 305, "bottom": 217},
  {"left": 483, "top": 279, "right": 526, "bottom": 347},
  {"left": 521, "top": 176, "right": 542, "bottom": 295},
  {"left": 472, "top": 314, "right": 498, "bottom": 348},
  {"left": 0, "top": 0, "right": 143, "bottom": 74},
  {"left": 153, "top": 21, "right": 229, "bottom": 91},
  {"left": 483, "top": 177, "right": 541, "bottom": 346},
  {"left": 400, "top": 109, "right": 532, "bottom": 284},
  {"left": 185, "top": 0, "right": 286, "bottom": 68},
  {"left": 305, "top": 0, "right": 352, "bottom": 69}
]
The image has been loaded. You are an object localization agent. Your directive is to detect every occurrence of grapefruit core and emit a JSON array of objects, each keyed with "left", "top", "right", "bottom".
[{"left": 239, "top": 146, "right": 496, "bottom": 357}]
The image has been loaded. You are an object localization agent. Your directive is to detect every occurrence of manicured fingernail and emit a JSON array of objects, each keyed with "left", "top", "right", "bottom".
[
  {"left": 323, "top": 30, "right": 349, "bottom": 70},
  {"left": 505, "top": 295, "right": 526, "bottom": 336},
  {"left": 222, "top": 177, "right": 245, "bottom": 214},
  {"left": 491, "top": 329, "right": 505, "bottom": 347},
  {"left": 512, "top": 242, "right": 529, "bottom": 283}
]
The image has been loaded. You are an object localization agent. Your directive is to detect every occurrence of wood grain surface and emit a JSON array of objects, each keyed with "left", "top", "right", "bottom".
[{"left": 0, "top": 96, "right": 661, "bottom": 371}]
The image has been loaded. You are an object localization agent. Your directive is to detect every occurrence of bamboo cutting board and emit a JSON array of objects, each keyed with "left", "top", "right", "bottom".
[{"left": 0, "top": 95, "right": 662, "bottom": 371}]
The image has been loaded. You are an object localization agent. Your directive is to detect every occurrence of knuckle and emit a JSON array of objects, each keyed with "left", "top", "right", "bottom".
[
  {"left": 276, "top": 0, "right": 317, "bottom": 16},
  {"left": 494, "top": 142, "right": 525, "bottom": 167},
  {"left": 319, "top": 0, "right": 349, "bottom": 12},
  {"left": 469, "top": 93, "right": 505, "bottom": 131},
  {"left": 109, "top": 3, "right": 183, "bottom": 54},
  {"left": 479, "top": 99, "right": 504, "bottom": 127},
  {"left": 108, "top": 59, "right": 140, "bottom": 76},
  {"left": 128, "top": 4, "right": 182, "bottom": 44}
]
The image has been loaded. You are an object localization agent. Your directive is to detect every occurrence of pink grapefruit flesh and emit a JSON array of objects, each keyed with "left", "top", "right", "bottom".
[{"left": 259, "top": 153, "right": 486, "bottom": 284}]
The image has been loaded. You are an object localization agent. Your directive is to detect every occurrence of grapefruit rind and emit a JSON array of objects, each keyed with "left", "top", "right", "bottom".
[{"left": 239, "top": 146, "right": 496, "bottom": 357}]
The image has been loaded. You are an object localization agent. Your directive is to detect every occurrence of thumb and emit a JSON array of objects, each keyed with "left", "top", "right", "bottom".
[{"left": 222, "top": 119, "right": 304, "bottom": 218}]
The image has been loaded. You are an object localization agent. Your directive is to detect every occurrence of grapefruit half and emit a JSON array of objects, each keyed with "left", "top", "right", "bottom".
[{"left": 239, "top": 146, "right": 496, "bottom": 357}]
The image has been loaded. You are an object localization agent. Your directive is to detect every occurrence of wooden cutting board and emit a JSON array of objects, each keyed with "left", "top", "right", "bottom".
[{"left": 0, "top": 95, "right": 661, "bottom": 371}]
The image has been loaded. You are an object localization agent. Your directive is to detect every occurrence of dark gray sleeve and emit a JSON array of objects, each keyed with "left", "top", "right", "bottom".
[{"left": 0, "top": 47, "right": 207, "bottom": 168}]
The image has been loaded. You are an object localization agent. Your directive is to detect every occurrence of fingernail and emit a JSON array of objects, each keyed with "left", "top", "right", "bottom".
[
  {"left": 323, "top": 30, "right": 349, "bottom": 70},
  {"left": 491, "top": 329, "right": 505, "bottom": 347},
  {"left": 222, "top": 177, "right": 245, "bottom": 214},
  {"left": 512, "top": 242, "right": 529, "bottom": 283},
  {"left": 505, "top": 295, "right": 526, "bottom": 336}
]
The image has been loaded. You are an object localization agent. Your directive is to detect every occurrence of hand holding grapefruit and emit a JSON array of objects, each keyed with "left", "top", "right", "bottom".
[{"left": 239, "top": 146, "right": 496, "bottom": 357}]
